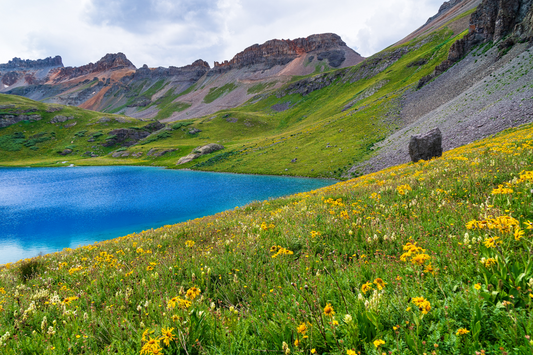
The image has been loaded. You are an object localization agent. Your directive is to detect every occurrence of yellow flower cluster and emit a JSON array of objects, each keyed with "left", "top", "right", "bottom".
[
  {"left": 411, "top": 296, "right": 431, "bottom": 314},
  {"left": 270, "top": 246, "right": 294, "bottom": 258},
  {"left": 400, "top": 242, "right": 431, "bottom": 266},
  {"left": 260, "top": 222, "right": 276, "bottom": 230},
  {"left": 491, "top": 185, "right": 513, "bottom": 195},
  {"left": 396, "top": 184, "right": 412, "bottom": 195},
  {"left": 167, "top": 297, "right": 191, "bottom": 310},
  {"left": 466, "top": 215, "right": 520, "bottom": 233},
  {"left": 140, "top": 327, "right": 175, "bottom": 355},
  {"left": 185, "top": 240, "right": 195, "bottom": 248}
]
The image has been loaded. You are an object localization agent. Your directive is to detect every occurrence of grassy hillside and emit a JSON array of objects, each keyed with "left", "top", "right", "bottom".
[
  {"left": 0, "top": 25, "right": 466, "bottom": 178},
  {"left": 1, "top": 118, "right": 532, "bottom": 354}
]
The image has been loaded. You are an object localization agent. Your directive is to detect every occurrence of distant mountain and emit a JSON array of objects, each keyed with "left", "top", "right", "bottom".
[{"left": 0, "top": 33, "right": 362, "bottom": 121}]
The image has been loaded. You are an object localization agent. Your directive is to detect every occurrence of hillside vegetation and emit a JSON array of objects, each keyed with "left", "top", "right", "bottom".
[{"left": 1, "top": 119, "right": 532, "bottom": 354}]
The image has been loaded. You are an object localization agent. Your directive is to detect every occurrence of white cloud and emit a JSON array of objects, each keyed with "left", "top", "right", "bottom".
[{"left": 0, "top": 0, "right": 446, "bottom": 68}]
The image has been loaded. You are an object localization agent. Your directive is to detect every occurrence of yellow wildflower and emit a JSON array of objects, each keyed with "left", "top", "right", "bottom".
[
  {"left": 323, "top": 303, "right": 335, "bottom": 317},
  {"left": 456, "top": 328, "right": 470, "bottom": 335},
  {"left": 514, "top": 228, "right": 525, "bottom": 241},
  {"left": 186, "top": 287, "right": 201, "bottom": 300},
  {"left": 297, "top": 322, "right": 308, "bottom": 335},
  {"left": 411, "top": 253, "right": 431, "bottom": 266},
  {"left": 491, "top": 185, "right": 513, "bottom": 194},
  {"left": 412, "top": 297, "right": 431, "bottom": 314},
  {"left": 484, "top": 237, "right": 500, "bottom": 248},
  {"left": 361, "top": 282, "right": 373, "bottom": 294},
  {"left": 374, "top": 278, "right": 387, "bottom": 290},
  {"left": 347, "top": 350, "right": 356, "bottom": 355},
  {"left": 160, "top": 327, "right": 174, "bottom": 346},
  {"left": 474, "top": 284, "right": 481, "bottom": 290},
  {"left": 373, "top": 339, "right": 385, "bottom": 348},
  {"left": 185, "top": 240, "right": 195, "bottom": 248}
]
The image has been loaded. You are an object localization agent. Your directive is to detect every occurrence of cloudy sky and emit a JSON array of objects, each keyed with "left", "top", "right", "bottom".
[{"left": 0, "top": 0, "right": 446, "bottom": 69}]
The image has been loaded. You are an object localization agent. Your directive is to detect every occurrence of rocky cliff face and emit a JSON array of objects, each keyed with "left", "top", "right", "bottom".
[
  {"left": 51, "top": 53, "right": 136, "bottom": 82},
  {"left": 131, "top": 59, "right": 210, "bottom": 80},
  {"left": 0, "top": 56, "right": 63, "bottom": 71},
  {"left": 419, "top": 0, "right": 533, "bottom": 88},
  {"left": 212, "top": 33, "right": 352, "bottom": 71}
]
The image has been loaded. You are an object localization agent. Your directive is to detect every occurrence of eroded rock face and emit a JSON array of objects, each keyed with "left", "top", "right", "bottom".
[
  {"left": 409, "top": 128, "right": 443, "bottom": 162},
  {"left": 212, "top": 33, "right": 349, "bottom": 71},
  {"left": 52, "top": 53, "right": 136, "bottom": 82},
  {"left": 0, "top": 56, "right": 63, "bottom": 70},
  {"left": 176, "top": 143, "right": 224, "bottom": 165}
]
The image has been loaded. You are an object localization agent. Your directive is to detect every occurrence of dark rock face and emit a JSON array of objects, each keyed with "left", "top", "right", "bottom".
[
  {"left": 58, "top": 149, "right": 73, "bottom": 156},
  {"left": 0, "top": 56, "right": 63, "bottom": 70},
  {"left": 316, "top": 50, "right": 346, "bottom": 67},
  {"left": 2, "top": 72, "right": 21, "bottom": 86},
  {"left": 408, "top": 128, "right": 443, "bottom": 162},
  {"left": 52, "top": 53, "right": 136, "bottom": 82},
  {"left": 212, "top": 33, "right": 349, "bottom": 71},
  {"left": 102, "top": 121, "right": 165, "bottom": 147}
]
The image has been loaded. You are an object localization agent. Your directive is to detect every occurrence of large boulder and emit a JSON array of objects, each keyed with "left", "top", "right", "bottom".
[
  {"left": 177, "top": 143, "right": 224, "bottom": 165},
  {"left": 408, "top": 128, "right": 443, "bottom": 163}
]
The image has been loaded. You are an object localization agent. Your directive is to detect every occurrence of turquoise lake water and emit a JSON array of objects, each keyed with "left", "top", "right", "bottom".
[{"left": 0, "top": 166, "right": 334, "bottom": 264}]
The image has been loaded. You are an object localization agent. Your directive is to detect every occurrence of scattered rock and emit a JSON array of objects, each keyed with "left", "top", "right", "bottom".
[
  {"left": 177, "top": 143, "right": 224, "bottom": 165},
  {"left": 271, "top": 102, "right": 292, "bottom": 112},
  {"left": 50, "top": 115, "right": 74, "bottom": 124},
  {"left": 46, "top": 106, "right": 63, "bottom": 113},
  {"left": 225, "top": 117, "right": 238, "bottom": 123},
  {"left": 64, "top": 121, "right": 77, "bottom": 128},
  {"left": 147, "top": 148, "right": 177, "bottom": 157},
  {"left": 188, "top": 128, "right": 202, "bottom": 135},
  {"left": 59, "top": 149, "right": 73, "bottom": 156},
  {"left": 408, "top": 127, "right": 443, "bottom": 163},
  {"left": 97, "top": 117, "right": 112, "bottom": 123},
  {"left": 291, "top": 158, "right": 298, "bottom": 163}
]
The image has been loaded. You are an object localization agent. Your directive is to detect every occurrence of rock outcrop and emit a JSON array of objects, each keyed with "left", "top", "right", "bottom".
[
  {"left": 102, "top": 121, "right": 165, "bottom": 147},
  {"left": 132, "top": 60, "right": 210, "bottom": 80},
  {"left": 177, "top": 143, "right": 224, "bottom": 165},
  {"left": 52, "top": 53, "right": 136, "bottom": 82},
  {"left": 408, "top": 128, "right": 443, "bottom": 162},
  {"left": 0, "top": 56, "right": 63, "bottom": 71},
  {"left": 212, "top": 33, "right": 352, "bottom": 71}
]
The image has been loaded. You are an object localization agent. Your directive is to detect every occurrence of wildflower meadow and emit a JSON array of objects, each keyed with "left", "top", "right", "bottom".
[{"left": 1, "top": 123, "right": 533, "bottom": 354}]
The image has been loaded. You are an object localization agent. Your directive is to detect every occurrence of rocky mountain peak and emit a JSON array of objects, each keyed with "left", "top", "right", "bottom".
[
  {"left": 0, "top": 56, "right": 63, "bottom": 71},
  {"left": 425, "top": 0, "right": 466, "bottom": 24},
  {"left": 92, "top": 53, "right": 135, "bottom": 71},
  {"left": 213, "top": 33, "right": 350, "bottom": 70},
  {"left": 52, "top": 53, "right": 136, "bottom": 82}
]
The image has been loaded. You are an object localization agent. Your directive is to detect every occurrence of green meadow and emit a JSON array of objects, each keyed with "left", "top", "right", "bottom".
[{"left": 1, "top": 119, "right": 532, "bottom": 354}]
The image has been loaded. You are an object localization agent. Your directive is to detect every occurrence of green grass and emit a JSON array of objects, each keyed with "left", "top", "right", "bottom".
[
  {"left": 203, "top": 83, "right": 238, "bottom": 103},
  {"left": 1, "top": 121, "right": 532, "bottom": 354},
  {"left": 247, "top": 81, "right": 277, "bottom": 95}
]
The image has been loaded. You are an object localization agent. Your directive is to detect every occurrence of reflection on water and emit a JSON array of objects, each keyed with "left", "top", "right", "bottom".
[{"left": 0, "top": 166, "right": 333, "bottom": 264}]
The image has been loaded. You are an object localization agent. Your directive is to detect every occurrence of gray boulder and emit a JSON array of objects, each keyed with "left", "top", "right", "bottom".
[
  {"left": 177, "top": 143, "right": 224, "bottom": 165},
  {"left": 408, "top": 128, "right": 443, "bottom": 163}
]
